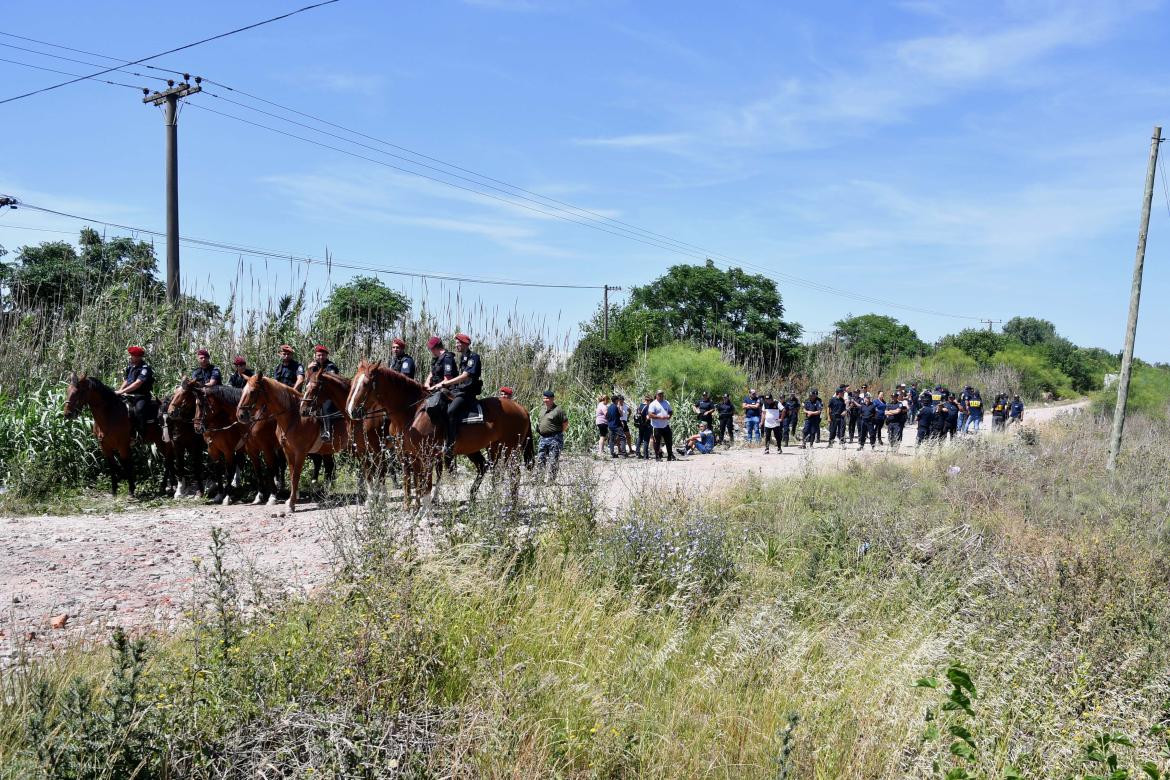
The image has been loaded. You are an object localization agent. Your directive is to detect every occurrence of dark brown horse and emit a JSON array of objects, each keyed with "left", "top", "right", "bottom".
[
  {"left": 63, "top": 372, "right": 171, "bottom": 497},
  {"left": 237, "top": 373, "right": 349, "bottom": 512},
  {"left": 345, "top": 359, "right": 533, "bottom": 510},
  {"left": 301, "top": 364, "right": 391, "bottom": 504},
  {"left": 171, "top": 379, "right": 286, "bottom": 505},
  {"left": 162, "top": 382, "right": 207, "bottom": 499}
]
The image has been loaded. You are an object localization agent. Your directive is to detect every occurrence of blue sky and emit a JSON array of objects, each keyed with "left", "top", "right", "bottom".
[{"left": 2, "top": 0, "right": 1169, "bottom": 359}]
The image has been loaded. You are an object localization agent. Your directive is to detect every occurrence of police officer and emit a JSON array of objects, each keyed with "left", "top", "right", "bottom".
[
  {"left": 193, "top": 349, "right": 221, "bottom": 386},
  {"left": 827, "top": 388, "right": 847, "bottom": 447},
  {"left": 908, "top": 383, "right": 920, "bottom": 423},
  {"left": 228, "top": 356, "right": 254, "bottom": 389},
  {"left": 991, "top": 392, "right": 1010, "bottom": 431},
  {"left": 885, "top": 391, "right": 908, "bottom": 449},
  {"left": 273, "top": 345, "right": 304, "bottom": 388},
  {"left": 857, "top": 393, "right": 877, "bottom": 450},
  {"left": 306, "top": 345, "right": 341, "bottom": 442},
  {"left": 1008, "top": 395, "right": 1024, "bottom": 426},
  {"left": 846, "top": 389, "right": 861, "bottom": 443},
  {"left": 116, "top": 345, "right": 155, "bottom": 438},
  {"left": 693, "top": 391, "right": 716, "bottom": 431},
  {"left": 390, "top": 338, "right": 416, "bottom": 379},
  {"left": 425, "top": 336, "right": 457, "bottom": 390},
  {"left": 782, "top": 393, "right": 800, "bottom": 447},
  {"left": 937, "top": 394, "right": 958, "bottom": 440},
  {"left": 916, "top": 389, "right": 936, "bottom": 447},
  {"left": 498, "top": 386, "right": 514, "bottom": 400},
  {"left": 435, "top": 333, "right": 482, "bottom": 456},
  {"left": 800, "top": 389, "right": 823, "bottom": 449}
]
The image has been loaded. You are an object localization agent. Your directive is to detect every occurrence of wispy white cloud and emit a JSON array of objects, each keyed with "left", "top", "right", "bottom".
[{"left": 573, "top": 132, "right": 692, "bottom": 151}]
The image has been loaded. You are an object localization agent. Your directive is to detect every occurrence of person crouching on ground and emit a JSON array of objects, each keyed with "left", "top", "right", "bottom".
[{"left": 680, "top": 422, "right": 716, "bottom": 456}]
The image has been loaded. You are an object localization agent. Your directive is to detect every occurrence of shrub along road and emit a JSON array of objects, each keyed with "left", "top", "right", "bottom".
[{"left": 0, "top": 400, "right": 1088, "bottom": 664}]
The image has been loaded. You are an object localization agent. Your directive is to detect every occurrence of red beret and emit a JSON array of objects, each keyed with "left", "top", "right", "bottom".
[
  {"left": 454, "top": 333, "right": 471, "bottom": 345},
  {"left": 498, "top": 387, "right": 514, "bottom": 397},
  {"left": 391, "top": 338, "right": 406, "bottom": 348},
  {"left": 426, "top": 336, "right": 443, "bottom": 350},
  {"left": 313, "top": 345, "right": 329, "bottom": 354},
  {"left": 127, "top": 346, "right": 145, "bottom": 357},
  {"left": 279, "top": 344, "right": 294, "bottom": 354},
  {"left": 233, "top": 355, "right": 246, "bottom": 365},
  {"left": 196, "top": 348, "right": 210, "bottom": 358}
]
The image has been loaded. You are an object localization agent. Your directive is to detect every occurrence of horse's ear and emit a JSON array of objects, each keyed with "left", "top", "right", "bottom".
[
  {"left": 255, "top": 369, "right": 265, "bottom": 379},
  {"left": 371, "top": 360, "right": 382, "bottom": 370},
  {"left": 67, "top": 371, "right": 77, "bottom": 385}
]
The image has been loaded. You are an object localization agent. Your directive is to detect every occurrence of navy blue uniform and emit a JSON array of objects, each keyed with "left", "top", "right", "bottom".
[
  {"left": 715, "top": 400, "right": 735, "bottom": 444},
  {"left": 272, "top": 359, "right": 303, "bottom": 387},
  {"left": 429, "top": 351, "right": 457, "bottom": 386},
  {"left": 695, "top": 399, "right": 716, "bottom": 428},
  {"left": 885, "top": 401, "right": 908, "bottom": 446},
  {"left": 801, "top": 397, "right": 823, "bottom": 446},
  {"left": 124, "top": 361, "right": 154, "bottom": 436},
  {"left": 445, "top": 350, "right": 482, "bottom": 451},
  {"left": 193, "top": 364, "right": 222, "bottom": 386},
  {"left": 916, "top": 394, "right": 936, "bottom": 445},
  {"left": 857, "top": 400, "right": 877, "bottom": 447},
  {"left": 827, "top": 396, "right": 847, "bottom": 445},
  {"left": 307, "top": 359, "right": 341, "bottom": 439},
  {"left": 228, "top": 368, "right": 254, "bottom": 389},
  {"left": 391, "top": 353, "right": 416, "bottom": 380}
]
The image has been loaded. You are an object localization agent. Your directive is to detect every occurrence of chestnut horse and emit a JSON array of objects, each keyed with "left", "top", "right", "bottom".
[
  {"left": 237, "top": 373, "right": 349, "bottom": 512},
  {"left": 171, "top": 379, "right": 286, "bottom": 505},
  {"left": 162, "top": 383, "right": 207, "bottom": 499},
  {"left": 300, "top": 364, "right": 391, "bottom": 504},
  {"left": 63, "top": 372, "right": 172, "bottom": 496},
  {"left": 345, "top": 359, "right": 533, "bottom": 510}
]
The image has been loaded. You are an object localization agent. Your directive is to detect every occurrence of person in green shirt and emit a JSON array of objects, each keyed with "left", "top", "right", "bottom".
[{"left": 536, "top": 390, "right": 569, "bottom": 481}]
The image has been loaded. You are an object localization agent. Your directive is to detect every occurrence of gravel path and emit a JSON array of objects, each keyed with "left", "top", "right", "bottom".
[{"left": 0, "top": 400, "right": 1088, "bottom": 663}]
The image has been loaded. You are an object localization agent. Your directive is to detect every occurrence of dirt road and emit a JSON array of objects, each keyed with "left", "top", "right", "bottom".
[{"left": 0, "top": 400, "right": 1088, "bottom": 663}]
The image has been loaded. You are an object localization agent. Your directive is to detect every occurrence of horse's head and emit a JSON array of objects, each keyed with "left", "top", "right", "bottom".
[
  {"left": 347, "top": 359, "right": 382, "bottom": 419},
  {"left": 63, "top": 371, "right": 89, "bottom": 420},
  {"left": 301, "top": 363, "right": 325, "bottom": 418},
  {"left": 237, "top": 371, "right": 267, "bottom": 424},
  {"left": 168, "top": 377, "right": 200, "bottom": 417}
]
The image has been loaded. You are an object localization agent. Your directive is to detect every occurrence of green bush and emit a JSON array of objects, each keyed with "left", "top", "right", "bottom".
[
  {"left": 0, "top": 385, "right": 102, "bottom": 499},
  {"left": 1092, "top": 363, "right": 1170, "bottom": 419},
  {"left": 989, "top": 343, "right": 1074, "bottom": 398},
  {"left": 641, "top": 343, "right": 747, "bottom": 399}
]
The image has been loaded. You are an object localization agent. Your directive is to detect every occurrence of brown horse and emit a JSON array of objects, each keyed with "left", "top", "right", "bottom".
[
  {"left": 171, "top": 379, "right": 286, "bottom": 506},
  {"left": 162, "top": 382, "right": 207, "bottom": 499},
  {"left": 237, "top": 373, "right": 349, "bottom": 512},
  {"left": 301, "top": 364, "right": 391, "bottom": 504},
  {"left": 63, "top": 372, "right": 171, "bottom": 497},
  {"left": 345, "top": 359, "right": 533, "bottom": 510}
]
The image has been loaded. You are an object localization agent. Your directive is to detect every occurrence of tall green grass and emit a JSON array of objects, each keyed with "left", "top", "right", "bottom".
[{"left": 5, "top": 411, "right": 1170, "bottom": 778}]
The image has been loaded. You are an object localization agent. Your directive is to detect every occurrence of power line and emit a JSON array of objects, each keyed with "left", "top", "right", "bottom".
[
  {"left": 0, "top": 41, "right": 170, "bottom": 82},
  {"left": 0, "top": 0, "right": 341, "bottom": 106},
  {"left": 4, "top": 201, "right": 607, "bottom": 290},
  {"left": 186, "top": 102, "right": 983, "bottom": 321},
  {"left": 0, "top": 56, "right": 144, "bottom": 90},
  {"left": 0, "top": 30, "right": 189, "bottom": 77}
]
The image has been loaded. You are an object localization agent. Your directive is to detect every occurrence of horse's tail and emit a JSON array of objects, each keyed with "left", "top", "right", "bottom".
[{"left": 522, "top": 424, "right": 535, "bottom": 470}]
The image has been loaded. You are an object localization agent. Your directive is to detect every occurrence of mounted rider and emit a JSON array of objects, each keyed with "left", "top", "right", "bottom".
[
  {"left": 228, "top": 355, "right": 254, "bottom": 389},
  {"left": 273, "top": 344, "right": 303, "bottom": 388},
  {"left": 424, "top": 336, "right": 458, "bottom": 449},
  {"left": 435, "top": 333, "right": 482, "bottom": 457},
  {"left": 390, "top": 337, "right": 416, "bottom": 379},
  {"left": 193, "top": 348, "right": 221, "bottom": 386},
  {"left": 306, "top": 345, "right": 341, "bottom": 442},
  {"left": 115, "top": 345, "right": 155, "bottom": 438}
]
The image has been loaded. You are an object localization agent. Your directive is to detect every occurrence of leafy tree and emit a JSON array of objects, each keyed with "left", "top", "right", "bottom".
[
  {"left": 990, "top": 343, "right": 1073, "bottom": 398},
  {"left": 1002, "top": 316, "right": 1058, "bottom": 346},
  {"left": 313, "top": 276, "right": 410, "bottom": 354},
  {"left": 573, "top": 260, "right": 802, "bottom": 382},
  {"left": 833, "top": 313, "right": 927, "bottom": 366},
  {"left": 937, "top": 329, "right": 1007, "bottom": 365}
]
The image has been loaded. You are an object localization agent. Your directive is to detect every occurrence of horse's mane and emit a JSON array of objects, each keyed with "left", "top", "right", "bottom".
[
  {"left": 256, "top": 375, "right": 301, "bottom": 412},
  {"left": 205, "top": 384, "right": 242, "bottom": 405},
  {"left": 372, "top": 363, "right": 426, "bottom": 397}
]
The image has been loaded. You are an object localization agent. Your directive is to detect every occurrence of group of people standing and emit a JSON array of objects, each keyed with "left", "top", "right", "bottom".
[{"left": 595, "top": 390, "right": 684, "bottom": 461}]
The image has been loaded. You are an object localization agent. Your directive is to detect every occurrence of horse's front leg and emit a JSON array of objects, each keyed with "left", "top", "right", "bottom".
[
  {"left": 221, "top": 453, "right": 236, "bottom": 506},
  {"left": 286, "top": 449, "right": 303, "bottom": 513}
]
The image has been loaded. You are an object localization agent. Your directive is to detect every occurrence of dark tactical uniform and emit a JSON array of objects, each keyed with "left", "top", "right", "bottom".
[
  {"left": 801, "top": 396, "right": 823, "bottom": 447},
  {"left": 273, "top": 358, "right": 304, "bottom": 387},
  {"left": 429, "top": 350, "right": 457, "bottom": 387},
  {"left": 124, "top": 361, "right": 155, "bottom": 436},
  {"left": 827, "top": 394, "right": 847, "bottom": 446},
  {"left": 846, "top": 393, "right": 861, "bottom": 442},
  {"left": 695, "top": 397, "right": 716, "bottom": 429},
  {"left": 715, "top": 399, "right": 735, "bottom": 445},
  {"left": 941, "top": 399, "right": 960, "bottom": 439},
  {"left": 916, "top": 392, "right": 936, "bottom": 445},
  {"left": 193, "top": 364, "right": 222, "bottom": 386},
  {"left": 308, "top": 358, "right": 341, "bottom": 440},
  {"left": 228, "top": 368, "right": 254, "bottom": 389},
  {"left": 446, "top": 350, "right": 482, "bottom": 451},
  {"left": 908, "top": 386, "right": 920, "bottom": 422},
  {"left": 857, "top": 398, "right": 877, "bottom": 448},
  {"left": 885, "top": 399, "right": 908, "bottom": 447},
  {"left": 391, "top": 352, "right": 416, "bottom": 380}
]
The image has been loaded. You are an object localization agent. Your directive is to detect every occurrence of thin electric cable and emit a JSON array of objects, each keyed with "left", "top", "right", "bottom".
[
  {"left": 0, "top": 57, "right": 143, "bottom": 90},
  {"left": 0, "top": 41, "right": 170, "bottom": 82},
  {"left": 0, "top": 30, "right": 189, "bottom": 77},
  {"left": 0, "top": 0, "right": 341, "bottom": 105}
]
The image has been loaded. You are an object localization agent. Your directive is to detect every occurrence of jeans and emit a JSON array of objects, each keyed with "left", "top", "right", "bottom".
[
  {"left": 652, "top": 426, "right": 674, "bottom": 460},
  {"left": 801, "top": 418, "right": 819, "bottom": 445},
  {"left": 744, "top": 417, "right": 760, "bottom": 442},
  {"left": 887, "top": 421, "right": 904, "bottom": 448},
  {"left": 607, "top": 427, "right": 627, "bottom": 456},
  {"left": 717, "top": 416, "right": 734, "bottom": 444},
  {"left": 537, "top": 433, "right": 564, "bottom": 480},
  {"left": 957, "top": 412, "right": 968, "bottom": 434},
  {"left": 966, "top": 416, "right": 982, "bottom": 433},
  {"left": 694, "top": 441, "right": 714, "bottom": 454},
  {"left": 636, "top": 425, "right": 653, "bottom": 458}
]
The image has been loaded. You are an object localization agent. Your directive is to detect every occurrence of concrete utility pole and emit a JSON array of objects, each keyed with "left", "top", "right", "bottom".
[
  {"left": 602, "top": 284, "right": 623, "bottom": 339},
  {"left": 1107, "top": 125, "right": 1162, "bottom": 472},
  {"left": 143, "top": 76, "right": 201, "bottom": 304}
]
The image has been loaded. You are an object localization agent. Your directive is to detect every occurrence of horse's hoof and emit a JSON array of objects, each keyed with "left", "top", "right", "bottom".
[
  {"left": 286, "top": 501, "right": 296, "bottom": 513},
  {"left": 251, "top": 494, "right": 263, "bottom": 505},
  {"left": 222, "top": 495, "right": 232, "bottom": 506},
  {"left": 266, "top": 495, "right": 278, "bottom": 506}
]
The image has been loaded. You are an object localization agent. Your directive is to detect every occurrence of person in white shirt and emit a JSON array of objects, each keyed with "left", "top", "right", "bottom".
[
  {"left": 647, "top": 389, "right": 676, "bottom": 462},
  {"left": 762, "top": 393, "right": 784, "bottom": 454}
]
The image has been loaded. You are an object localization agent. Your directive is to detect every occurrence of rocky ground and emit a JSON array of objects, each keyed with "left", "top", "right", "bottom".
[{"left": 0, "top": 401, "right": 1088, "bottom": 664}]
